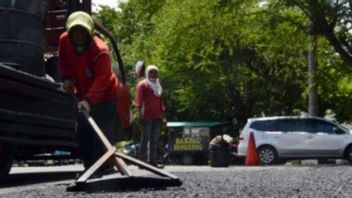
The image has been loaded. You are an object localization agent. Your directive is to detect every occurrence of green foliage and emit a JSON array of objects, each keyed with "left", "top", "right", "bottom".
[{"left": 94, "top": 0, "right": 352, "bottom": 134}]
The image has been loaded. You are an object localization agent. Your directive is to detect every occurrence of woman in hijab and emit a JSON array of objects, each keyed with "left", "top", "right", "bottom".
[
  {"left": 59, "top": 11, "right": 120, "bottom": 172},
  {"left": 135, "top": 65, "right": 165, "bottom": 167}
]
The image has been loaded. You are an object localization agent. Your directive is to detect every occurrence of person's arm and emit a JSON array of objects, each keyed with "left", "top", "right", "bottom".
[
  {"left": 77, "top": 100, "right": 91, "bottom": 112},
  {"left": 137, "top": 107, "right": 143, "bottom": 121},
  {"left": 161, "top": 96, "right": 166, "bottom": 123},
  {"left": 135, "top": 82, "right": 144, "bottom": 121},
  {"left": 62, "top": 79, "right": 74, "bottom": 92},
  {"left": 58, "top": 33, "right": 72, "bottom": 81},
  {"left": 58, "top": 33, "right": 74, "bottom": 92},
  {"left": 85, "top": 52, "right": 116, "bottom": 104}
]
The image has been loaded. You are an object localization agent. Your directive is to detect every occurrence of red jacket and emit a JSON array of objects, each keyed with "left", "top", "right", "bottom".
[
  {"left": 135, "top": 79, "right": 165, "bottom": 119},
  {"left": 58, "top": 32, "right": 119, "bottom": 104}
]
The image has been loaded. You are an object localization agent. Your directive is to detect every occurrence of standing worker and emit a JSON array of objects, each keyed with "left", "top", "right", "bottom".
[
  {"left": 135, "top": 60, "right": 145, "bottom": 80},
  {"left": 58, "top": 11, "right": 119, "bottom": 172},
  {"left": 135, "top": 65, "right": 165, "bottom": 167}
]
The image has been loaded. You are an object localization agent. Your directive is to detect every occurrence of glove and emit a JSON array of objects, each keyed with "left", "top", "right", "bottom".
[
  {"left": 78, "top": 100, "right": 91, "bottom": 112},
  {"left": 62, "top": 79, "right": 74, "bottom": 93}
]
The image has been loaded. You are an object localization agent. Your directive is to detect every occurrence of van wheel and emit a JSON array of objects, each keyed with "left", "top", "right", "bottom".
[
  {"left": 345, "top": 146, "right": 352, "bottom": 164},
  {"left": 258, "top": 146, "right": 278, "bottom": 165},
  {"left": 0, "top": 142, "right": 15, "bottom": 179}
]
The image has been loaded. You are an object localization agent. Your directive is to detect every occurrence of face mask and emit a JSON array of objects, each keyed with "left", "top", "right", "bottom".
[{"left": 149, "top": 78, "right": 157, "bottom": 82}]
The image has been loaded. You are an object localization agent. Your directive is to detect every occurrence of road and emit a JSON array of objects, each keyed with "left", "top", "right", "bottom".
[{"left": 1, "top": 163, "right": 352, "bottom": 197}]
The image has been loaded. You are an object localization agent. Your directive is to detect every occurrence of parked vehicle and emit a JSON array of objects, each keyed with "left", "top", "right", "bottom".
[
  {"left": 0, "top": 0, "right": 130, "bottom": 179},
  {"left": 237, "top": 116, "right": 352, "bottom": 165}
]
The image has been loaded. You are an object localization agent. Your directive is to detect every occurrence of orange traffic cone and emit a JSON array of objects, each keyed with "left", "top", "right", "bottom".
[{"left": 245, "top": 132, "right": 260, "bottom": 166}]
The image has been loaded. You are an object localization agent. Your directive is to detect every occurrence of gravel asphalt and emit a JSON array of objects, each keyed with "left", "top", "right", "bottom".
[{"left": 1, "top": 164, "right": 352, "bottom": 197}]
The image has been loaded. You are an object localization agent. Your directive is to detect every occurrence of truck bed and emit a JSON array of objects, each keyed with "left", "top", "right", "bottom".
[{"left": 0, "top": 63, "right": 77, "bottom": 149}]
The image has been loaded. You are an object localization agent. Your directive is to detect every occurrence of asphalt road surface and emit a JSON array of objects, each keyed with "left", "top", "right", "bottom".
[{"left": 1, "top": 163, "right": 352, "bottom": 197}]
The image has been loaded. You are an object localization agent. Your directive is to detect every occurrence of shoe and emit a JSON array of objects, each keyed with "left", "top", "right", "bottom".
[
  {"left": 149, "top": 161, "right": 164, "bottom": 169},
  {"left": 75, "top": 173, "right": 82, "bottom": 180},
  {"left": 148, "top": 161, "right": 156, "bottom": 166}
]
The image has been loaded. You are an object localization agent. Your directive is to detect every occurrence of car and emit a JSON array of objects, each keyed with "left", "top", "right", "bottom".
[{"left": 237, "top": 116, "right": 352, "bottom": 165}]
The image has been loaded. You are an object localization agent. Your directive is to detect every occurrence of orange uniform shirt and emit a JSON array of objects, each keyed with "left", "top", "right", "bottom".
[{"left": 58, "top": 32, "right": 119, "bottom": 104}]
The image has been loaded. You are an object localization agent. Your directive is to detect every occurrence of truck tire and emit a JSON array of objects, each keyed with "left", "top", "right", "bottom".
[{"left": 0, "top": 142, "right": 15, "bottom": 179}]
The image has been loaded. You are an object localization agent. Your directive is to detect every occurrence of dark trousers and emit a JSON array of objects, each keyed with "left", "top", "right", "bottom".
[
  {"left": 140, "top": 118, "right": 161, "bottom": 163},
  {"left": 76, "top": 101, "right": 117, "bottom": 169}
]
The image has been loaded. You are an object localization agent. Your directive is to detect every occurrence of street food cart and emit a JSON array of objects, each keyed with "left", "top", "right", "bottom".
[{"left": 165, "top": 121, "right": 225, "bottom": 165}]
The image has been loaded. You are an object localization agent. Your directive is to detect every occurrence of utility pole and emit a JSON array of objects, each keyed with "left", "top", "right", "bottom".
[{"left": 308, "top": 34, "right": 318, "bottom": 116}]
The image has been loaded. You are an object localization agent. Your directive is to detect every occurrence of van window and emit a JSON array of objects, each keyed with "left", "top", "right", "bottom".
[
  {"left": 250, "top": 119, "right": 302, "bottom": 132},
  {"left": 303, "top": 119, "right": 344, "bottom": 134},
  {"left": 251, "top": 118, "right": 347, "bottom": 134},
  {"left": 276, "top": 119, "right": 301, "bottom": 132},
  {"left": 250, "top": 120, "right": 275, "bottom": 131}
]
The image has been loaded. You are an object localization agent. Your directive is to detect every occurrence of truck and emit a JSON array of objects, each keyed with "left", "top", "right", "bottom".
[{"left": 0, "top": 0, "right": 130, "bottom": 178}]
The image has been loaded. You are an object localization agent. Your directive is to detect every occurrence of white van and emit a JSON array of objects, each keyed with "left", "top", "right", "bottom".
[{"left": 237, "top": 116, "right": 352, "bottom": 165}]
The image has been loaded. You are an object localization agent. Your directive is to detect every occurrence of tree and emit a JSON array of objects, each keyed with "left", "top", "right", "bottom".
[
  {"left": 265, "top": 0, "right": 352, "bottom": 121},
  {"left": 273, "top": 0, "right": 352, "bottom": 67},
  {"left": 94, "top": 0, "right": 352, "bottom": 131},
  {"left": 131, "top": 1, "right": 309, "bottom": 127}
]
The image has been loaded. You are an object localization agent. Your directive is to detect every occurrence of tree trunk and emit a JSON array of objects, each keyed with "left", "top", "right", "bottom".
[{"left": 308, "top": 35, "right": 318, "bottom": 116}]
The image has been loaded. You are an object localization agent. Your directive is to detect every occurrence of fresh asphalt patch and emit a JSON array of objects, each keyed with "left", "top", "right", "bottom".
[{"left": 0, "top": 164, "right": 351, "bottom": 197}]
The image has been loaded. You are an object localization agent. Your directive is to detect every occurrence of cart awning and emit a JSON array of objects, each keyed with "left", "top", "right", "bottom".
[{"left": 167, "top": 121, "right": 225, "bottom": 128}]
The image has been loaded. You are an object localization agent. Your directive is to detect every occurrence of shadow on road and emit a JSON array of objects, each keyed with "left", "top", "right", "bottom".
[
  {"left": 0, "top": 167, "right": 183, "bottom": 193},
  {"left": 0, "top": 170, "right": 80, "bottom": 188}
]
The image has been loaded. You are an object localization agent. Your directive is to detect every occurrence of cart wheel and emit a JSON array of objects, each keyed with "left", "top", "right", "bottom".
[
  {"left": 0, "top": 142, "right": 15, "bottom": 180},
  {"left": 181, "top": 153, "right": 193, "bottom": 165},
  {"left": 163, "top": 153, "right": 180, "bottom": 165}
]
